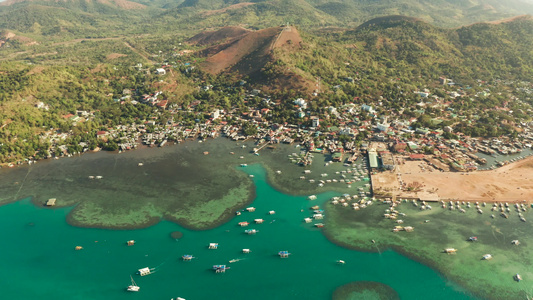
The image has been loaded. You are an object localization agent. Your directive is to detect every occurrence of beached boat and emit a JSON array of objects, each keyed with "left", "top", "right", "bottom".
[
  {"left": 482, "top": 254, "right": 492, "bottom": 260},
  {"left": 444, "top": 248, "right": 457, "bottom": 254},
  {"left": 514, "top": 273, "right": 522, "bottom": 282},
  {"left": 468, "top": 236, "right": 478, "bottom": 242},
  {"left": 126, "top": 275, "right": 140, "bottom": 292},
  {"left": 137, "top": 267, "right": 154, "bottom": 276},
  {"left": 512, "top": 240, "right": 520, "bottom": 245}
]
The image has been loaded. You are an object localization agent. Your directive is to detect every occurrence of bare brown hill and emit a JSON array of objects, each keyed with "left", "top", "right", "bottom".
[{"left": 190, "top": 25, "right": 313, "bottom": 93}]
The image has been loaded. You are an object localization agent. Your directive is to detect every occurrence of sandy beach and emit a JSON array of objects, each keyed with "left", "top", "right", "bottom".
[{"left": 372, "top": 155, "right": 533, "bottom": 202}]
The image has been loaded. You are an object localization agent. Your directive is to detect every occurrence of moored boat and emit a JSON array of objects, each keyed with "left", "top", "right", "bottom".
[
  {"left": 126, "top": 275, "right": 140, "bottom": 292},
  {"left": 213, "top": 265, "right": 229, "bottom": 273},
  {"left": 245, "top": 229, "right": 258, "bottom": 235},
  {"left": 278, "top": 251, "right": 290, "bottom": 258}
]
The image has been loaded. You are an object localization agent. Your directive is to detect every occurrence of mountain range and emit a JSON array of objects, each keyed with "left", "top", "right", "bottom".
[{"left": 1, "top": 0, "right": 533, "bottom": 39}]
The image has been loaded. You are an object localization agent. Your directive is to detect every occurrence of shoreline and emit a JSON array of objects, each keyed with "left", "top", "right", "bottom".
[{"left": 322, "top": 199, "right": 532, "bottom": 300}]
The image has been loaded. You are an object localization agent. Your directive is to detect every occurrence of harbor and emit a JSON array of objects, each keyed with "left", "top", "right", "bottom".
[
  {"left": 1, "top": 135, "right": 532, "bottom": 299},
  {"left": 0, "top": 165, "right": 475, "bottom": 300}
]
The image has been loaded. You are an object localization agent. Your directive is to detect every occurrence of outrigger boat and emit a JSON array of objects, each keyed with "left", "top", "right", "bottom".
[
  {"left": 213, "top": 265, "right": 229, "bottom": 273},
  {"left": 245, "top": 229, "right": 258, "bottom": 235},
  {"left": 278, "top": 251, "right": 290, "bottom": 258},
  {"left": 137, "top": 267, "right": 155, "bottom": 276}
]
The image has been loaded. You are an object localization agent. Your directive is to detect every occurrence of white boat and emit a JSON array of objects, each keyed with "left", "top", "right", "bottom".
[
  {"left": 127, "top": 275, "right": 140, "bottom": 292},
  {"left": 482, "top": 254, "right": 492, "bottom": 260},
  {"left": 514, "top": 273, "right": 522, "bottom": 282},
  {"left": 137, "top": 267, "right": 154, "bottom": 276}
]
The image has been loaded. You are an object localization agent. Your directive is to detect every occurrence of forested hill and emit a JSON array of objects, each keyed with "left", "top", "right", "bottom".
[
  {"left": 343, "top": 15, "right": 533, "bottom": 82},
  {"left": 2, "top": 0, "right": 533, "bottom": 39}
]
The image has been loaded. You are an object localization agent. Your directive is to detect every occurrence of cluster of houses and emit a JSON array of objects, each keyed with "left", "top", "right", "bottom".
[{"left": 14, "top": 69, "right": 533, "bottom": 175}]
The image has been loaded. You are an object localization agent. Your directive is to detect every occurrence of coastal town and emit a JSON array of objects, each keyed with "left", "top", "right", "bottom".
[{"left": 12, "top": 73, "right": 533, "bottom": 177}]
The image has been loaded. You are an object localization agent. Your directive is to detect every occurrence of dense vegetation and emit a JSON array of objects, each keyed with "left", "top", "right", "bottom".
[{"left": 1, "top": 0, "right": 533, "bottom": 163}]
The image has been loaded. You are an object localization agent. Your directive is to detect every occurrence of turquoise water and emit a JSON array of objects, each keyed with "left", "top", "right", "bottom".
[{"left": 0, "top": 164, "right": 475, "bottom": 300}]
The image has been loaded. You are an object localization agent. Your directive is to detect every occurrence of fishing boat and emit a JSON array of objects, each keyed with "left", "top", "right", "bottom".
[
  {"left": 337, "top": 260, "right": 345, "bottom": 264},
  {"left": 314, "top": 223, "right": 325, "bottom": 228},
  {"left": 245, "top": 229, "right": 258, "bottom": 235},
  {"left": 171, "top": 298, "right": 186, "bottom": 300},
  {"left": 127, "top": 240, "right": 135, "bottom": 246},
  {"left": 182, "top": 255, "right": 194, "bottom": 261},
  {"left": 242, "top": 249, "right": 251, "bottom": 254},
  {"left": 208, "top": 243, "right": 219, "bottom": 249},
  {"left": 229, "top": 259, "right": 241, "bottom": 263},
  {"left": 514, "top": 273, "right": 522, "bottom": 282},
  {"left": 127, "top": 275, "right": 140, "bottom": 292}
]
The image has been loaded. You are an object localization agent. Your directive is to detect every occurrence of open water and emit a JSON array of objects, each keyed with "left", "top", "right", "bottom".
[{"left": 0, "top": 163, "right": 476, "bottom": 300}]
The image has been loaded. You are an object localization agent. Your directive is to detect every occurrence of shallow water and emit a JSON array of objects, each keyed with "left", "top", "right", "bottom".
[
  {"left": 325, "top": 197, "right": 533, "bottom": 299},
  {"left": 0, "top": 138, "right": 358, "bottom": 229},
  {"left": 0, "top": 164, "right": 475, "bottom": 300}
]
